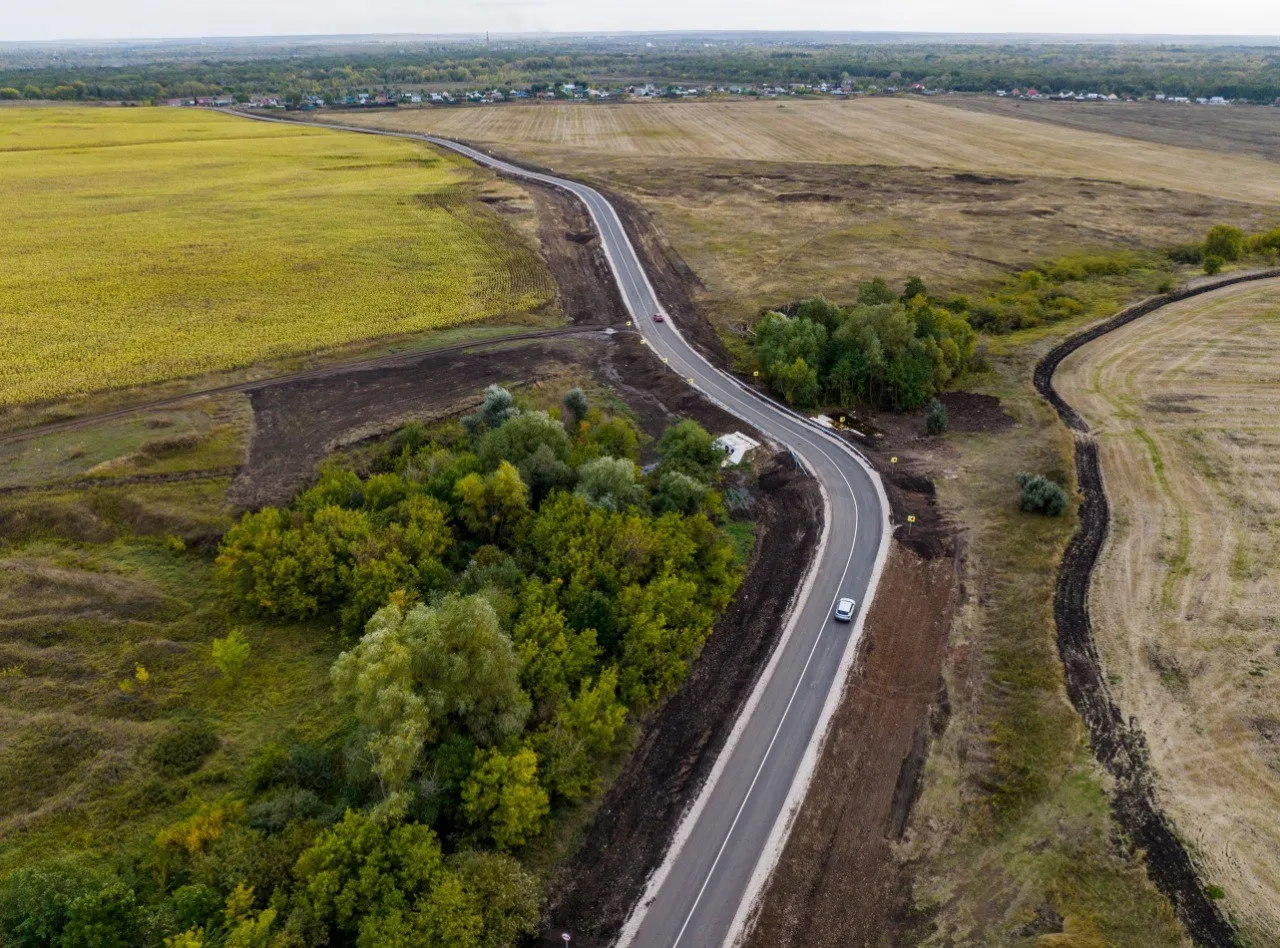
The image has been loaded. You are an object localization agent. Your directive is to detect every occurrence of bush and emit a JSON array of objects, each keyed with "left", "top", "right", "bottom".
[
  {"left": 924, "top": 398, "right": 948, "bottom": 435},
  {"left": 1203, "top": 254, "right": 1223, "bottom": 275},
  {"left": 151, "top": 718, "right": 218, "bottom": 774},
  {"left": 1203, "top": 224, "right": 1244, "bottom": 262},
  {"left": 1016, "top": 473, "right": 1068, "bottom": 516},
  {"left": 1167, "top": 242, "right": 1203, "bottom": 265},
  {"left": 211, "top": 628, "right": 250, "bottom": 681}
]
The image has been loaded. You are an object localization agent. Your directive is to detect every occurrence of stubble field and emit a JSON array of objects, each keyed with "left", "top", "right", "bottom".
[
  {"left": 1056, "top": 277, "right": 1280, "bottom": 943},
  {"left": 326, "top": 100, "right": 1280, "bottom": 342},
  {"left": 0, "top": 107, "right": 554, "bottom": 409},
  {"left": 339, "top": 98, "right": 1280, "bottom": 206}
]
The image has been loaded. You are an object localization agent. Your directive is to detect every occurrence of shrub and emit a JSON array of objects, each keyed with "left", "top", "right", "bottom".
[
  {"left": 211, "top": 628, "right": 250, "bottom": 681},
  {"left": 1203, "top": 224, "right": 1245, "bottom": 262},
  {"left": 1016, "top": 473, "right": 1068, "bottom": 516},
  {"left": 1167, "top": 243, "right": 1203, "bottom": 265},
  {"left": 925, "top": 398, "right": 949, "bottom": 435},
  {"left": 1203, "top": 254, "right": 1223, "bottom": 275},
  {"left": 151, "top": 718, "right": 218, "bottom": 774}
]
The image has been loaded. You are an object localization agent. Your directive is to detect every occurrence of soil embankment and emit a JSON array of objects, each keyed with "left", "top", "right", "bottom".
[{"left": 1032, "top": 272, "right": 1280, "bottom": 947}]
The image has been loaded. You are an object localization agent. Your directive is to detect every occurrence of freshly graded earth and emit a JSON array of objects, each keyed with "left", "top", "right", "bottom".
[{"left": 1055, "top": 277, "right": 1280, "bottom": 943}]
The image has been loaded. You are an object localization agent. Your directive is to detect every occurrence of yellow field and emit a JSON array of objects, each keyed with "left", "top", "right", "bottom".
[
  {"left": 0, "top": 107, "right": 554, "bottom": 408},
  {"left": 338, "top": 99, "right": 1280, "bottom": 206},
  {"left": 1056, "top": 278, "right": 1280, "bottom": 943}
]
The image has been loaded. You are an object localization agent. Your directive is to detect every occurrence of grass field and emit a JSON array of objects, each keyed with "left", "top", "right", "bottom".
[
  {"left": 0, "top": 396, "right": 342, "bottom": 870},
  {"left": 338, "top": 99, "right": 1280, "bottom": 206},
  {"left": 0, "top": 107, "right": 554, "bottom": 409},
  {"left": 1056, "top": 278, "right": 1280, "bottom": 944}
]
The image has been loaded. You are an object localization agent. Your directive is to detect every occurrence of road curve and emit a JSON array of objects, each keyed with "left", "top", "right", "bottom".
[{"left": 224, "top": 109, "right": 892, "bottom": 948}]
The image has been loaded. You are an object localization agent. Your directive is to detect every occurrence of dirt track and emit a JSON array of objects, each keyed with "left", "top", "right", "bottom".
[{"left": 1031, "top": 274, "right": 1280, "bottom": 947}]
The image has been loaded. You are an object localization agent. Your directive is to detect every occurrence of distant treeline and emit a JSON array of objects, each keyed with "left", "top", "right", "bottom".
[{"left": 2, "top": 42, "right": 1280, "bottom": 102}]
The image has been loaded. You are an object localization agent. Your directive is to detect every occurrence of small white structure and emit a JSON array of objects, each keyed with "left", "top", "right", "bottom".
[{"left": 714, "top": 432, "right": 761, "bottom": 466}]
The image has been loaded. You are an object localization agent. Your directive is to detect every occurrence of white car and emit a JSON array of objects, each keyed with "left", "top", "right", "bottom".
[{"left": 833, "top": 597, "right": 857, "bottom": 622}]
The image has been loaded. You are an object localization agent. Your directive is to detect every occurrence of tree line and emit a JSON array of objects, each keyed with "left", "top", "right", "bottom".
[
  {"left": 0, "top": 387, "right": 743, "bottom": 947},
  {"left": 4, "top": 40, "right": 1280, "bottom": 103}
]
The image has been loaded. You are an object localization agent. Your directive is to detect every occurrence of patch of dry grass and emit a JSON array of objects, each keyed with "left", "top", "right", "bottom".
[{"left": 1056, "top": 277, "right": 1280, "bottom": 943}]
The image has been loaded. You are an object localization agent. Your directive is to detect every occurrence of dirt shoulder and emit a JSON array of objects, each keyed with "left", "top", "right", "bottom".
[{"left": 746, "top": 541, "right": 958, "bottom": 947}]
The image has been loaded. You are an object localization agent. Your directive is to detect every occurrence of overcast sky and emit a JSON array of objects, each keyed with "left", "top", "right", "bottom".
[{"left": 6, "top": 0, "right": 1280, "bottom": 43}]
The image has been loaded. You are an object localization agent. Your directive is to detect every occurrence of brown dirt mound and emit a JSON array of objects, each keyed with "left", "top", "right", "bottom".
[{"left": 937, "top": 392, "right": 1016, "bottom": 433}]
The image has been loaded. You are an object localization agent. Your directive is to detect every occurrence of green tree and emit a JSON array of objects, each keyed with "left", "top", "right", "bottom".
[
  {"left": 562, "top": 387, "right": 590, "bottom": 431},
  {"left": 650, "top": 471, "right": 708, "bottom": 515},
  {"left": 512, "top": 578, "right": 599, "bottom": 719},
  {"left": 0, "top": 88, "right": 21, "bottom": 100},
  {"left": 447, "top": 851, "right": 542, "bottom": 948},
  {"left": 1203, "top": 254, "right": 1224, "bottom": 275},
  {"left": 1204, "top": 224, "right": 1245, "bottom": 262},
  {"left": 655, "top": 420, "right": 724, "bottom": 483},
  {"left": 0, "top": 864, "right": 96, "bottom": 948},
  {"left": 925, "top": 398, "right": 949, "bottom": 435},
  {"left": 221, "top": 884, "right": 276, "bottom": 948},
  {"left": 462, "top": 746, "right": 550, "bottom": 849},
  {"left": 462, "top": 384, "right": 518, "bottom": 435},
  {"left": 331, "top": 597, "right": 529, "bottom": 790},
  {"left": 476, "top": 409, "right": 570, "bottom": 471},
  {"left": 534, "top": 668, "right": 627, "bottom": 803},
  {"left": 61, "top": 882, "right": 141, "bottom": 948},
  {"left": 454, "top": 461, "right": 530, "bottom": 543},
  {"left": 771, "top": 356, "right": 820, "bottom": 406},
  {"left": 1016, "top": 473, "right": 1068, "bottom": 516},
  {"left": 292, "top": 807, "right": 443, "bottom": 944},
  {"left": 211, "top": 628, "right": 251, "bottom": 681},
  {"left": 575, "top": 456, "right": 644, "bottom": 511}
]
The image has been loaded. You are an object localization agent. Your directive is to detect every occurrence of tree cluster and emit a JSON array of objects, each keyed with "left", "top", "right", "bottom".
[
  {"left": 753, "top": 278, "right": 978, "bottom": 411},
  {"left": 1, "top": 387, "right": 744, "bottom": 948}
]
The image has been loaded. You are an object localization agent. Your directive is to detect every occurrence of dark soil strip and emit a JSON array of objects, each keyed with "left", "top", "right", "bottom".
[
  {"left": 1034, "top": 273, "right": 1280, "bottom": 947},
  {"left": 538, "top": 453, "right": 823, "bottom": 947},
  {"left": 0, "top": 467, "right": 241, "bottom": 496},
  {"left": 0, "top": 327, "right": 599, "bottom": 449}
]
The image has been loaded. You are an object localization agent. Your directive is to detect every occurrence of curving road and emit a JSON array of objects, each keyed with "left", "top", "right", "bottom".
[{"left": 226, "top": 110, "right": 892, "bottom": 948}]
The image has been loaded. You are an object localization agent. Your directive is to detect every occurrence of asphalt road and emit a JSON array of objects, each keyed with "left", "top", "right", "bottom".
[{"left": 226, "top": 110, "right": 891, "bottom": 948}]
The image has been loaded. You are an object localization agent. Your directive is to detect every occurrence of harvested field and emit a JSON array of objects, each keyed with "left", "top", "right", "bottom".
[
  {"left": 328, "top": 98, "right": 1280, "bottom": 206},
  {"left": 326, "top": 107, "right": 1279, "bottom": 344},
  {"left": 0, "top": 106, "right": 554, "bottom": 408},
  {"left": 942, "top": 96, "right": 1280, "bottom": 165},
  {"left": 1055, "top": 277, "right": 1280, "bottom": 944}
]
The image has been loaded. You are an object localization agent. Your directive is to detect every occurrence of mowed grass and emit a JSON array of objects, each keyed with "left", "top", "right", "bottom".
[
  {"left": 339, "top": 98, "right": 1280, "bottom": 206},
  {"left": 0, "top": 107, "right": 554, "bottom": 408}
]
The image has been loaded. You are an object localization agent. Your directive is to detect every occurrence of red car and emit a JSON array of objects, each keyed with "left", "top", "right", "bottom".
[{"left": 653, "top": 313, "right": 666, "bottom": 323}]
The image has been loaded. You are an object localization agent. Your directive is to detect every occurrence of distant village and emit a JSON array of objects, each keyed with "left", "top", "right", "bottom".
[{"left": 164, "top": 80, "right": 1275, "bottom": 111}]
